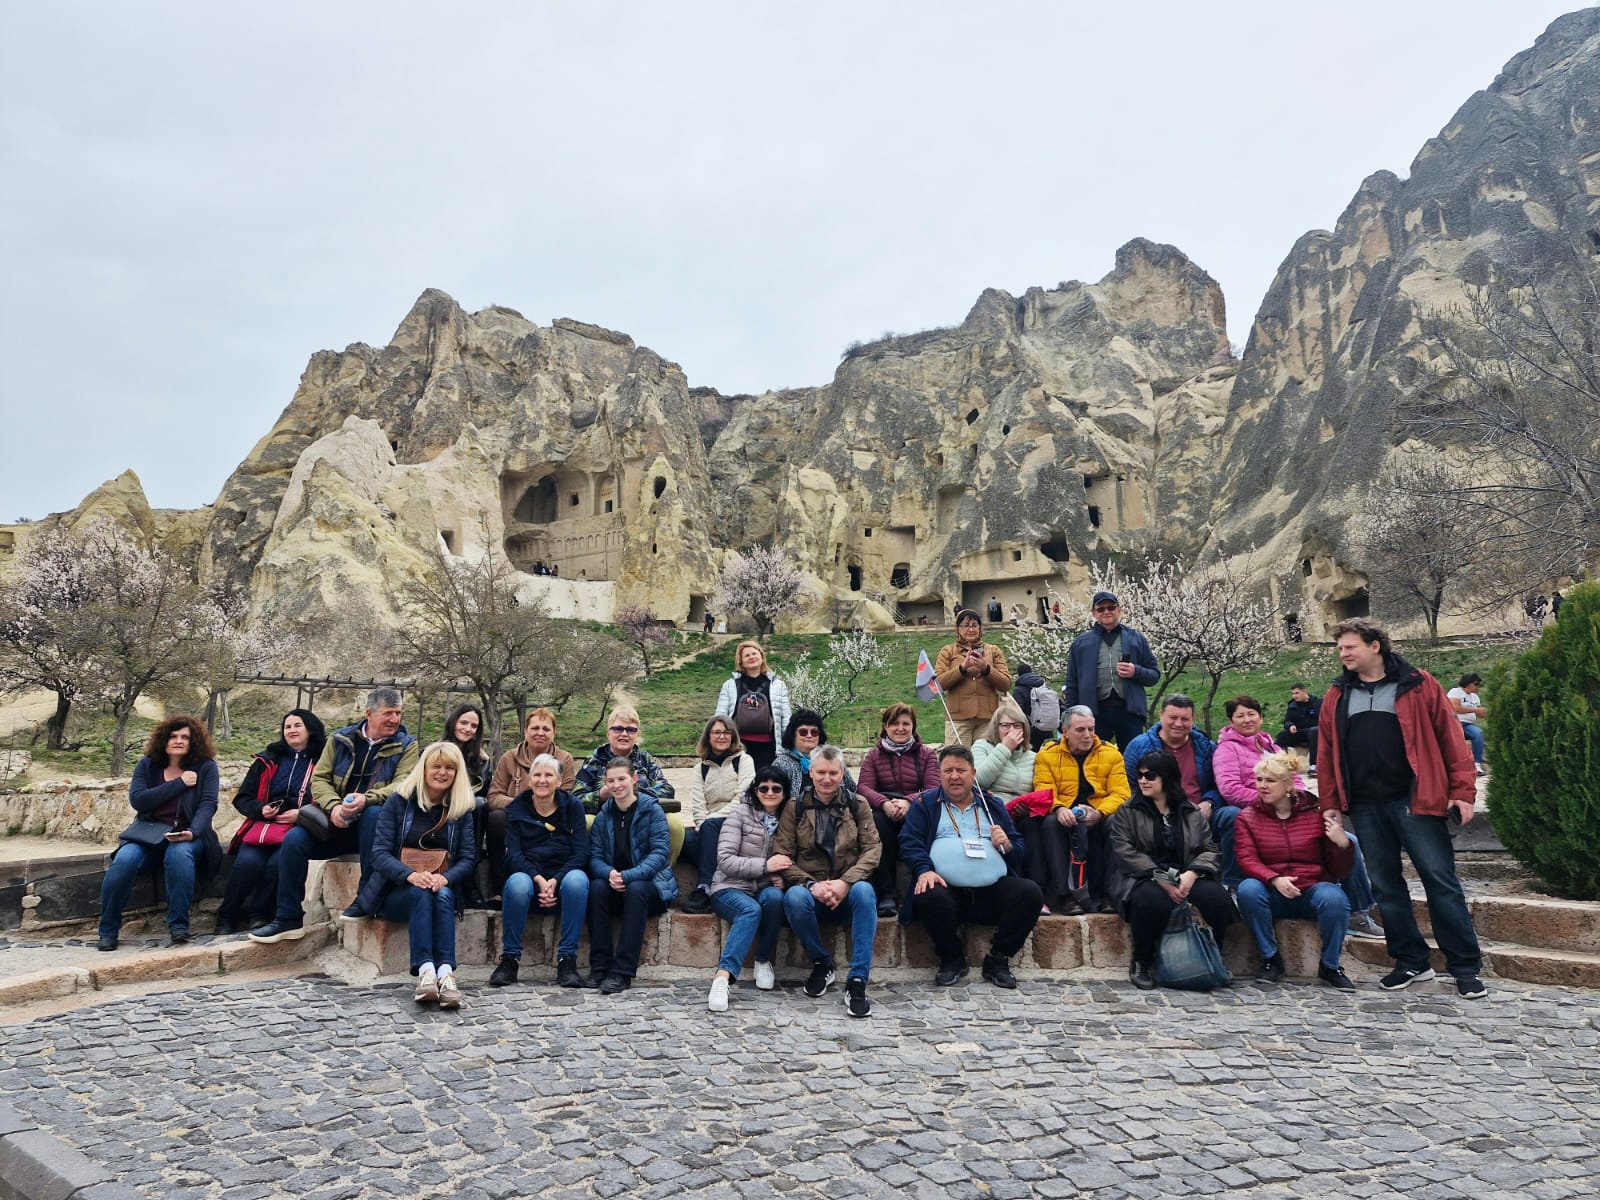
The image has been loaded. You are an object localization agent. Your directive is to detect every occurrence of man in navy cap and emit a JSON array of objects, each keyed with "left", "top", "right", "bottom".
[{"left": 1060, "top": 591, "right": 1159, "bottom": 750}]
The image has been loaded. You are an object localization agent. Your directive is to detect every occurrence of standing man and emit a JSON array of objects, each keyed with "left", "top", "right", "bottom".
[
  {"left": 1278, "top": 683, "right": 1321, "bottom": 777},
  {"left": 986, "top": 594, "right": 1003, "bottom": 623},
  {"left": 250, "top": 687, "right": 418, "bottom": 942},
  {"left": 1061, "top": 591, "right": 1159, "bottom": 749},
  {"left": 1317, "top": 619, "right": 1485, "bottom": 998}
]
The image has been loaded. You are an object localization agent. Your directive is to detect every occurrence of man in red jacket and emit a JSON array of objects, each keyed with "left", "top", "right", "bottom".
[{"left": 1317, "top": 619, "right": 1485, "bottom": 998}]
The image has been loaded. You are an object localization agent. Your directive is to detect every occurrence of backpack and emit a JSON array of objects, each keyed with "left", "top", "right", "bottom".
[{"left": 1029, "top": 685, "right": 1061, "bottom": 733}]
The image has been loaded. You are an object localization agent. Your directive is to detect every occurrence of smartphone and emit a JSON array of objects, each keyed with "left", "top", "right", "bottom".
[{"left": 164, "top": 831, "right": 185, "bottom": 841}]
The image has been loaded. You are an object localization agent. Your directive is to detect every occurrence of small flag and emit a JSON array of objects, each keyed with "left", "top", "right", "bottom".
[{"left": 914, "top": 649, "right": 941, "bottom": 701}]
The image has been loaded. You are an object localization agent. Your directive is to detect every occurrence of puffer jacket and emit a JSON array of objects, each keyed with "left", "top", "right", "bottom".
[
  {"left": 1105, "top": 792, "right": 1219, "bottom": 910},
  {"left": 1212, "top": 727, "right": 1299, "bottom": 806},
  {"left": 1033, "top": 734, "right": 1131, "bottom": 816},
  {"left": 714, "top": 671, "right": 792, "bottom": 744},
  {"left": 971, "top": 738, "right": 1037, "bottom": 799},
  {"left": 688, "top": 753, "right": 756, "bottom": 826},
  {"left": 589, "top": 793, "right": 678, "bottom": 903},
  {"left": 857, "top": 739, "right": 939, "bottom": 809},
  {"left": 1234, "top": 789, "right": 1353, "bottom": 888},
  {"left": 310, "top": 722, "right": 418, "bottom": 811},
  {"left": 572, "top": 743, "right": 675, "bottom": 814},
  {"left": 711, "top": 799, "right": 786, "bottom": 897},
  {"left": 775, "top": 782, "right": 881, "bottom": 887},
  {"left": 366, "top": 791, "right": 478, "bottom": 915}
]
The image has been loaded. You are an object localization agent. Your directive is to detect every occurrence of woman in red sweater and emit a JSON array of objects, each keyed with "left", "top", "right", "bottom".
[
  {"left": 857, "top": 703, "right": 939, "bottom": 918},
  {"left": 1234, "top": 752, "right": 1357, "bottom": 990}
]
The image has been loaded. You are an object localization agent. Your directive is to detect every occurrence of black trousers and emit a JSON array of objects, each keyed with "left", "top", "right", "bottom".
[
  {"left": 870, "top": 806, "right": 906, "bottom": 899},
  {"left": 1278, "top": 726, "right": 1318, "bottom": 766},
  {"left": 1125, "top": 878, "right": 1235, "bottom": 968},
  {"left": 483, "top": 807, "right": 510, "bottom": 896},
  {"left": 1094, "top": 697, "right": 1147, "bottom": 751},
  {"left": 1040, "top": 818, "right": 1110, "bottom": 906},
  {"left": 915, "top": 875, "right": 1044, "bottom": 963}
]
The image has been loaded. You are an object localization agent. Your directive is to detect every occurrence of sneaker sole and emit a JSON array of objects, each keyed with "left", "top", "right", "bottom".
[
  {"left": 248, "top": 926, "right": 305, "bottom": 944},
  {"left": 1346, "top": 927, "right": 1387, "bottom": 941},
  {"left": 338, "top": 912, "right": 370, "bottom": 923},
  {"left": 1380, "top": 968, "right": 1436, "bottom": 990},
  {"left": 844, "top": 999, "right": 871, "bottom": 1018},
  {"left": 803, "top": 972, "right": 836, "bottom": 998},
  {"left": 1456, "top": 981, "right": 1488, "bottom": 999}
]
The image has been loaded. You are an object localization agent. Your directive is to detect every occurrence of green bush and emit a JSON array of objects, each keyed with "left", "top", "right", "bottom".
[{"left": 1487, "top": 582, "right": 1600, "bottom": 898}]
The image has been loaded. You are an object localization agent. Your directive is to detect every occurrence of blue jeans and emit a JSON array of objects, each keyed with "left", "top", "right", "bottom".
[
  {"left": 501, "top": 868, "right": 589, "bottom": 960},
  {"left": 1342, "top": 833, "right": 1376, "bottom": 911},
  {"left": 1213, "top": 804, "right": 1243, "bottom": 888},
  {"left": 710, "top": 886, "right": 785, "bottom": 978},
  {"left": 1348, "top": 801, "right": 1481, "bottom": 978},
  {"left": 1461, "top": 723, "right": 1485, "bottom": 764},
  {"left": 782, "top": 880, "right": 877, "bottom": 981},
  {"left": 680, "top": 818, "right": 726, "bottom": 888},
  {"left": 98, "top": 839, "right": 202, "bottom": 938},
  {"left": 379, "top": 883, "right": 458, "bottom": 971},
  {"left": 1236, "top": 878, "right": 1350, "bottom": 969},
  {"left": 272, "top": 806, "right": 382, "bottom": 924}
]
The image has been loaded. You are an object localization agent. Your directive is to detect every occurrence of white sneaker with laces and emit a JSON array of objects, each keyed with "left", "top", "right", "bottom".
[
  {"left": 753, "top": 960, "right": 776, "bottom": 991},
  {"left": 708, "top": 975, "right": 730, "bottom": 1012}
]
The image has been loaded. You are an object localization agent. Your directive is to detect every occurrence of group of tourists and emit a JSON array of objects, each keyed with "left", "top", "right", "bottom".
[{"left": 96, "top": 601, "right": 1489, "bottom": 1013}]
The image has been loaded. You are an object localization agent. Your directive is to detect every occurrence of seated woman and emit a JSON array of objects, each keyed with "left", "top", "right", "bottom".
[
  {"left": 1107, "top": 749, "right": 1235, "bottom": 990},
  {"left": 98, "top": 716, "right": 222, "bottom": 951},
  {"left": 971, "top": 699, "right": 1043, "bottom": 905},
  {"left": 713, "top": 639, "right": 792, "bottom": 771},
  {"left": 1235, "top": 752, "right": 1356, "bottom": 989},
  {"left": 443, "top": 703, "right": 493, "bottom": 798},
  {"left": 679, "top": 716, "right": 756, "bottom": 915},
  {"left": 706, "top": 767, "right": 793, "bottom": 1012},
  {"left": 491, "top": 753, "right": 590, "bottom": 989},
  {"left": 857, "top": 703, "right": 939, "bottom": 919},
  {"left": 587, "top": 757, "right": 678, "bottom": 994},
  {"left": 367, "top": 742, "right": 480, "bottom": 1009},
  {"left": 216, "top": 709, "right": 326, "bottom": 934},
  {"left": 773, "top": 709, "right": 857, "bottom": 799},
  {"left": 776, "top": 745, "right": 880, "bottom": 1018},
  {"left": 485, "top": 708, "right": 578, "bottom": 902}
]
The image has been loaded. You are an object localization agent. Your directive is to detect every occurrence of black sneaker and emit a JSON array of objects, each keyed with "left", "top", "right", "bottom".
[
  {"left": 1128, "top": 961, "right": 1155, "bottom": 990},
  {"left": 934, "top": 958, "right": 969, "bottom": 987},
  {"left": 248, "top": 919, "right": 305, "bottom": 944},
  {"left": 981, "top": 954, "right": 1018, "bottom": 989},
  {"left": 876, "top": 895, "right": 898, "bottom": 919},
  {"left": 680, "top": 889, "right": 712, "bottom": 915},
  {"left": 96, "top": 935, "right": 118, "bottom": 952},
  {"left": 1379, "top": 964, "right": 1436, "bottom": 991},
  {"left": 803, "top": 960, "right": 836, "bottom": 998},
  {"left": 167, "top": 931, "right": 191, "bottom": 947},
  {"left": 339, "top": 903, "right": 371, "bottom": 921},
  {"left": 1256, "top": 953, "right": 1286, "bottom": 984},
  {"left": 556, "top": 956, "right": 584, "bottom": 988},
  {"left": 599, "top": 973, "right": 631, "bottom": 995},
  {"left": 844, "top": 977, "right": 871, "bottom": 1018},
  {"left": 1455, "top": 974, "right": 1488, "bottom": 999},
  {"left": 1318, "top": 964, "right": 1357, "bottom": 991},
  {"left": 586, "top": 972, "right": 607, "bottom": 990},
  {"left": 488, "top": 956, "right": 519, "bottom": 987}
]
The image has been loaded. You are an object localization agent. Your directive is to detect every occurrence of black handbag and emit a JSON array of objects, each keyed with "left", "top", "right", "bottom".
[
  {"left": 295, "top": 803, "right": 332, "bottom": 841},
  {"left": 119, "top": 818, "right": 174, "bottom": 847}
]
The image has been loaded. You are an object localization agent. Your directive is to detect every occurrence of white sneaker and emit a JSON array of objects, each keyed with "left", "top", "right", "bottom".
[
  {"left": 707, "top": 975, "right": 730, "bottom": 1012},
  {"left": 753, "top": 960, "right": 776, "bottom": 991},
  {"left": 413, "top": 968, "right": 439, "bottom": 1004}
]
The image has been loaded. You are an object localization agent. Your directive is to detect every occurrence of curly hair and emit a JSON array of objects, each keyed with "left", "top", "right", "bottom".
[{"left": 143, "top": 715, "right": 215, "bottom": 766}]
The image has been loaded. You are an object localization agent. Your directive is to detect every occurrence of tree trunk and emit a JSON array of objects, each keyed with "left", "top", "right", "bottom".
[
  {"left": 45, "top": 691, "right": 71, "bottom": 750},
  {"left": 216, "top": 690, "right": 232, "bottom": 742},
  {"left": 110, "top": 703, "right": 134, "bottom": 776},
  {"left": 1200, "top": 674, "right": 1225, "bottom": 738}
]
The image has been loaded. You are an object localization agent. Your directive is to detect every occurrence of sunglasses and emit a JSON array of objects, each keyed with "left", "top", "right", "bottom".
[
  {"left": 609, "top": 725, "right": 639, "bottom": 734},
  {"left": 755, "top": 783, "right": 786, "bottom": 794},
  {"left": 794, "top": 728, "right": 821, "bottom": 737},
  {"left": 1136, "top": 769, "right": 1159, "bottom": 780}
]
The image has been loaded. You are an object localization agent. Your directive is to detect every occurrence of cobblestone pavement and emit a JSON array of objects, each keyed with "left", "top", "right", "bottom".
[{"left": 2, "top": 971, "right": 1597, "bottom": 1199}]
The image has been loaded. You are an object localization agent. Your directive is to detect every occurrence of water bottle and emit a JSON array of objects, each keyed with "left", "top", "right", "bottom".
[{"left": 1071, "top": 804, "right": 1092, "bottom": 823}]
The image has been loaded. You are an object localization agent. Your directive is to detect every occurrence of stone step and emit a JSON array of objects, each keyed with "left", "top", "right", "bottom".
[
  {"left": 1344, "top": 936, "right": 1600, "bottom": 989},
  {"left": 1399, "top": 892, "right": 1600, "bottom": 953}
]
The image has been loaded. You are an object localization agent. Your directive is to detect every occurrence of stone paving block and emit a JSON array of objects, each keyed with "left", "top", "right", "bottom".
[
  {"left": 1029, "top": 916, "right": 1085, "bottom": 969},
  {"left": 1085, "top": 915, "right": 1130, "bottom": 967},
  {"left": 0, "top": 1099, "right": 36, "bottom": 1136},
  {"left": 0, "top": 1127, "right": 112, "bottom": 1200},
  {"left": 88, "top": 944, "right": 220, "bottom": 988},
  {"left": 218, "top": 925, "right": 334, "bottom": 972},
  {"left": 668, "top": 912, "right": 723, "bottom": 969},
  {"left": 0, "top": 966, "right": 88, "bottom": 1006}
]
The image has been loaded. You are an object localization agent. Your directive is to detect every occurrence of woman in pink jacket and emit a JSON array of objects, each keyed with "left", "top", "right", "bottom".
[{"left": 1212, "top": 696, "right": 1302, "bottom": 806}]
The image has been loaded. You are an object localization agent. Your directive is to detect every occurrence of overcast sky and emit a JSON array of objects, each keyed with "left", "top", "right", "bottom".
[{"left": 0, "top": 1, "right": 1584, "bottom": 521}]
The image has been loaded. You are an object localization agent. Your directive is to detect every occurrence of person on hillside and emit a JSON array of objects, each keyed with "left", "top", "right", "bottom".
[
  {"left": 713, "top": 640, "right": 793, "bottom": 772},
  {"left": 900, "top": 744, "right": 1040, "bottom": 989},
  {"left": 1010, "top": 662, "right": 1055, "bottom": 752},
  {"left": 1446, "top": 673, "right": 1488, "bottom": 775},
  {"left": 1317, "top": 618, "right": 1486, "bottom": 999},
  {"left": 934, "top": 608, "right": 1013, "bottom": 746},
  {"left": 678, "top": 716, "right": 756, "bottom": 915},
  {"left": 484, "top": 708, "right": 578, "bottom": 901},
  {"left": 857, "top": 703, "right": 939, "bottom": 919},
  {"left": 776, "top": 745, "right": 880, "bottom": 1018},
  {"left": 98, "top": 716, "right": 223, "bottom": 951},
  {"left": 250, "top": 687, "right": 418, "bottom": 942},
  {"left": 216, "top": 709, "right": 326, "bottom": 934},
  {"left": 1060, "top": 591, "right": 1159, "bottom": 749},
  {"left": 366, "top": 742, "right": 479, "bottom": 1009},
  {"left": 1031, "top": 706, "right": 1131, "bottom": 913},
  {"left": 1278, "top": 683, "right": 1321, "bottom": 776},
  {"left": 706, "top": 767, "right": 794, "bottom": 1012},
  {"left": 586, "top": 757, "right": 677, "bottom": 994},
  {"left": 1234, "top": 752, "right": 1356, "bottom": 990},
  {"left": 490, "top": 753, "right": 591, "bottom": 989},
  {"left": 1106, "top": 748, "right": 1233, "bottom": 990}
]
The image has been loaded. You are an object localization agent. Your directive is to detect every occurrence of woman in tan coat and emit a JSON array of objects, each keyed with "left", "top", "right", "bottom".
[{"left": 935, "top": 608, "right": 1013, "bottom": 746}]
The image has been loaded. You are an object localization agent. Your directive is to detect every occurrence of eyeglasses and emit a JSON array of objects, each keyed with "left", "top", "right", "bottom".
[
  {"left": 609, "top": 725, "right": 639, "bottom": 734},
  {"left": 1094, "top": 605, "right": 1120, "bottom": 613},
  {"left": 1136, "top": 769, "right": 1158, "bottom": 780},
  {"left": 755, "top": 784, "right": 786, "bottom": 794},
  {"left": 794, "top": 727, "right": 821, "bottom": 737},
  {"left": 997, "top": 721, "right": 1025, "bottom": 730}
]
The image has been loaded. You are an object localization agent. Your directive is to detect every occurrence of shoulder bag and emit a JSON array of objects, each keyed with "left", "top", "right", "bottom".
[{"left": 1154, "top": 901, "right": 1232, "bottom": 991}]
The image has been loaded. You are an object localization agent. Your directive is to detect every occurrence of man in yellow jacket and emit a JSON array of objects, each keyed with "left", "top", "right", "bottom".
[{"left": 1032, "top": 706, "right": 1131, "bottom": 913}]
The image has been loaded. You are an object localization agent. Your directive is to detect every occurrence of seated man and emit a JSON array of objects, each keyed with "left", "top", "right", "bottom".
[
  {"left": 572, "top": 704, "right": 681, "bottom": 857},
  {"left": 776, "top": 745, "right": 879, "bottom": 1018},
  {"left": 491, "top": 754, "right": 590, "bottom": 989},
  {"left": 1278, "top": 683, "right": 1321, "bottom": 776},
  {"left": 900, "top": 744, "right": 1041, "bottom": 989},
  {"left": 586, "top": 757, "right": 677, "bottom": 993},
  {"left": 485, "top": 708, "right": 578, "bottom": 899},
  {"left": 1031, "top": 706, "right": 1131, "bottom": 912},
  {"left": 250, "top": 687, "right": 418, "bottom": 942}
]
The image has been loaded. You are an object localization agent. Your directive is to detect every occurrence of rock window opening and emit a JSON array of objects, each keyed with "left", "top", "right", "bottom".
[
  {"left": 1002, "top": 424, "right": 1010, "bottom": 435},
  {"left": 604, "top": 499, "right": 614, "bottom": 513},
  {"left": 1012, "top": 550, "right": 1022, "bottom": 562},
  {"left": 965, "top": 409, "right": 979, "bottom": 426},
  {"left": 651, "top": 543, "right": 658, "bottom": 555},
  {"left": 1088, "top": 506, "right": 1102, "bottom": 528},
  {"left": 1040, "top": 536, "right": 1070, "bottom": 563},
  {"left": 513, "top": 477, "right": 558, "bottom": 524},
  {"left": 569, "top": 493, "right": 580, "bottom": 508},
  {"left": 653, "top": 477, "right": 667, "bottom": 499},
  {"left": 890, "top": 563, "right": 911, "bottom": 589},
  {"left": 848, "top": 565, "right": 863, "bottom": 592},
  {"left": 864, "top": 527, "right": 873, "bottom": 538},
  {"left": 1301, "top": 558, "right": 1314, "bottom": 577},
  {"left": 440, "top": 529, "right": 458, "bottom": 555}
]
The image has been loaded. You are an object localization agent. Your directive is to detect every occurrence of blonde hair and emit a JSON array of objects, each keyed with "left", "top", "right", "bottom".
[
  {"left": 1254, "top": 751, "right": 1299, "bottom": 787},
  {"left": 733, "top": 639, "right": 767, "bottom": 674},
  {"left": 393, "top": 741, "right": 479, "bottom": 823},
  {"left": 981, "top": 698, "right": 1028, "bottom": 744},
  {"left": 609, "top": 704, "right": 640, "bottom": 730}
]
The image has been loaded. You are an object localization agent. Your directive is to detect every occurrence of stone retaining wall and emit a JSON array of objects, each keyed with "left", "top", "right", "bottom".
[{"left": 1, "top": 769, "right": 249, "bottom": 843}]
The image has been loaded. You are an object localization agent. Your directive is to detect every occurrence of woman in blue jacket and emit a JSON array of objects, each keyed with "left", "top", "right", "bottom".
[
  {"left": 490, "top": 753, "right": 591, "bottom": 989},
  {"left": 368, "top": 742, "right": 479, "bottom": 1010},
  {"left": 98, "top": 715, "right": 222, "bottom": 950},
  {"left": 587, "top": 757, "right": 677, "bottom": 994}
]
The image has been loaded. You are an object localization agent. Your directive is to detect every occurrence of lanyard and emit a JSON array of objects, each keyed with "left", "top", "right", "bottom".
[{"left": 941, "top": 796, "right": 989, "bottom": 839}]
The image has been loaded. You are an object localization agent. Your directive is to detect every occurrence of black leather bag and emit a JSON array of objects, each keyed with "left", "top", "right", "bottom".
[
  {"left": 295, "top": 803, "right": 332, "bottom": 842},
  {"left": 119, "top": 818, "right": 173, "bottom": 847}
]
